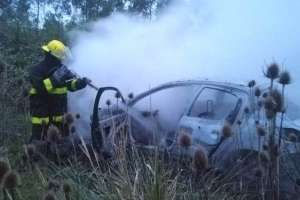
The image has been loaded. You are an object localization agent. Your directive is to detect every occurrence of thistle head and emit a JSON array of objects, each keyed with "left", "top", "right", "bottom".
[
  {"left": 63, "top": 113, "right": 74, "bottom": 125},
  {"left": 128, "top": 93, "right": 134, "bottom": 99},
  {"left": 47, "top": 125, "right": 61, "bottom": 143},
  {"left": 262, "top": 92, "right": 268, "bottom": 98},
  {"left": 278, "top": 70, "right": 291, "bottom": 85},
  {"left": 48, "top": 179, "right": 60, "bottom": 191},
  {"left": 264, "top": 96, "right": 276, "bottom": 111},
  {"left": 24, "top": 144, "right": 36, "bottom": 159},
  {"left": 271, "top": 144, "right": 280, "bottom": 158},
  {"left": 106, "top": 99, "right": 111, "bottom": 106},
  {"left": 192, "top": 146, "right": 208, "bottom": 173},
  {"left": 244, "top": 107, "right": 250, "bottom": 114},
  {"left": 265, "top": 62, "right": 280, "bottom": 80},
  {"left": 270, "top": 89, "right": 283, "bottom": 113},
  {"left": 288, "top": 132, "right": 297, "bottom": 143},
  {"left": 254, "top": 87, "right": 261, "bottom": 97},
  {"left": 248, "top": 80, "right": 256, "bottom": 88},
  {"left": 63, "top": 181, "right": 72, "bottom": 194},
  {"left": 43, "top": 192, "right": 56, "bottom": 200},
  {"left": 115, "top": 92, "right": 121, "bottom": 99},
  {"left": 178, "top": 131, "right": 192, "bottom": 148},
  {"left": 221, "top": 123, "right": 233, "bottom": 139},
  {"left": 1, "top": 170, "right": 20, "bottom": 189},
  {"left": 256, "top": 125, "right": 266, "bottom": 137},
  {"left": 0, "top": 160, "right": 10, "bottom": 183},
  {"left": 257, "top": 100, "right": 263, "bottom": 108},
  {"left": 75, "top": 113, "right": 80, "bottom": 119}
]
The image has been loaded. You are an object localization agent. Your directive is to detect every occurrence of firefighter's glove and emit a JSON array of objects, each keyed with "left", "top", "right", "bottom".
[
  {"left": 51, "top": 65, "right": 75, "bottom": 87},
  {"left": 76, "top": 77, "right": 89, "bottom": 90}
]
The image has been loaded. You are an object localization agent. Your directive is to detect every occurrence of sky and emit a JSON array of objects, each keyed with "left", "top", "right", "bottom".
[{"left": 68, "top": 0, "right": 300, "bottom": 134}]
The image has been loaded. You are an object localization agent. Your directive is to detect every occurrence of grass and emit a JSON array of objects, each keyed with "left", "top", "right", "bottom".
[{"left": 0, "top": 128, "right": 249, "bottom": 200}]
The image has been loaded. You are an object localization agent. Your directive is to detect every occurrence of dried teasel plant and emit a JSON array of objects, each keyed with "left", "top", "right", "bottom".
[
  {"left": 192, "top": 146, "right": 208, "bottom": 174},
  {"left": 42, "top": 191, "right": 56, "bottom": 200},
  {"left": 0, "top": 160, "right": 10, "bottom": 184},
  {"left": 287, "top": 132, "right": 297, "bottom": 143},
  {"left": 47, "top": 125, "right": 61, "bottom": 144},
  {"left": 63, "top": 181, "right": 72, "bottom": 200},
  {"left": 256, "top": 125, "right": 266, "bottom": 137},
  {"left": 278, "top": 70, "right": 291, "bottom": 86},
  {"left": 178, "top": 131, "right": 192, "bottom": 148},
  {"left": 1, "top": 170, "right": 20, "bottom": 190},
  {"left": 221, "top": 123, "right": 233, "bottom": 139},
  {"left": 254, "top": 87, "right": 261, "bottom": 97},
  {"left": 264, "top": 62, "right": 280, "bottom": 80},
  {"left": 63, "top": 113, "right": 74, "bottom": 125}
]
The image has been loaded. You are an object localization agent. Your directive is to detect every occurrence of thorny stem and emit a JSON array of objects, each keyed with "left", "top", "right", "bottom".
[
  {"left": 278, "top": 85, "right": 285, "bottom": 147},
  {"left": 270, "top": 79, "right": 274, "bottom": 91},
  {"left": 257, "top": 135, "right": 266, "bottom": 200},
  {"left": 267, "top": 81, "right": 279, "bottom": 200},
  {"left": 116, "top": 98, "right": 119, "bottom": 111},
  {"left": 54, "top": 143, "right": 61, "bottom": 165},
  {"left": 260, "top": 173, "right": 265, "bottom": 200},
  {"left": 258, "top": 136, "right": 261, "bottom": 154}
]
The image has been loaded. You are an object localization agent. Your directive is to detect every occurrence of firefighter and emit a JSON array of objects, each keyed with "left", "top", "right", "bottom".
[{"left": 29, "top": 40, "right": 88, "bottom": 141}]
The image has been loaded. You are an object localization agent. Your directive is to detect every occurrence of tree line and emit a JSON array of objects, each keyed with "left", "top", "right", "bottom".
[
  {"left": 0, "top": 0, "right": 171, "bottom": 126},
  {"left": 0, "top": 0, "right": 171, "bottom": 71}
]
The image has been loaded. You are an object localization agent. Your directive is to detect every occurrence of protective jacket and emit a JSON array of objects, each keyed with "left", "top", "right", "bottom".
[{"left": 29, "top": 54, "right": 82, "bottom": 140}]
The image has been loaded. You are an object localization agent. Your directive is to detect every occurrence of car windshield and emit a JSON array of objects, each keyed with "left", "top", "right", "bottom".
[
  {"left": 132, "top": 85, "right": 199, "bottom": 130},
  {"left": 189, "top": 87, "right": 238, "bottom": 121}
]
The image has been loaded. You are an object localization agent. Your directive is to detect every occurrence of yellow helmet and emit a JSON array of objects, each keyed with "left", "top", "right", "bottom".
[{"left": 42, "top": 40, "right": 71, "bottom": 60}]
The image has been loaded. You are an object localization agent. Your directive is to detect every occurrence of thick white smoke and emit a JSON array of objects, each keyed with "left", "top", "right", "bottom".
[{"left": 68, "top": 0, "right": 300, "bottom": 135}]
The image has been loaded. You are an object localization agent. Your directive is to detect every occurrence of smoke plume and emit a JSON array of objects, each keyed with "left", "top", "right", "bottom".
[{"left": 68, "top": 0, "right": 300, "bottom": 136}]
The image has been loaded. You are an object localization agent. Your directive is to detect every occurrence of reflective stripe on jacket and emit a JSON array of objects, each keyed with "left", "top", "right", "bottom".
[{"left": 29, "top": 57, "right": 80, "bottom": 125}]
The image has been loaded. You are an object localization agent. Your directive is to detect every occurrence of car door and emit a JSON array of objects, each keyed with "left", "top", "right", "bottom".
[{"left": 178, "top": 86, "right": 243, "bottom": 149}]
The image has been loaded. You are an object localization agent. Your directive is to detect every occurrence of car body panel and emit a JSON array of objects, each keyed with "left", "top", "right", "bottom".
[{"left": 92, "top": 80, "right": 300, "bottom": 167}]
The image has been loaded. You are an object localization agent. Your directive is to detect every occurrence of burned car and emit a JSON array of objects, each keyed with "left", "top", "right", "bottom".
[{"left": 90, "top": 80, "right": 300, "bottom": 170}]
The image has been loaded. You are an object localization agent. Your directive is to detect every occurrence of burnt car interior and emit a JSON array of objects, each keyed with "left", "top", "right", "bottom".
[
  {"left": 129, "top": 85, "right": 197, "bottom": 145},
  {"left": 188, "top": 87, "right": 242, "bottom": 124}
]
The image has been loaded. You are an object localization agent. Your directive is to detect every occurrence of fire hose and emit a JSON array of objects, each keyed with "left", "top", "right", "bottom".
[{"left": 69, "top": 70, "right": 99, "bottom": 91}]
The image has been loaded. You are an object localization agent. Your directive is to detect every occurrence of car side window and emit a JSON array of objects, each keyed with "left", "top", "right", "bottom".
[
  {"left": 132, "top": 85, "right": 197, "bottom": 129},
  {"left": 189, "top": 87, "right": 238, "bottom": 120}
]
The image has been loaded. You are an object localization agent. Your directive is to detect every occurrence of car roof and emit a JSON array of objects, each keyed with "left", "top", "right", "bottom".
[{"left": 128, "top": 79, "right": 250, "bottom": 105}]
